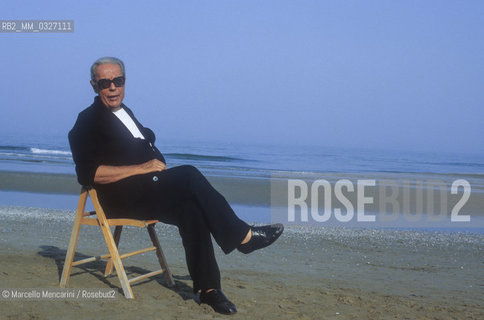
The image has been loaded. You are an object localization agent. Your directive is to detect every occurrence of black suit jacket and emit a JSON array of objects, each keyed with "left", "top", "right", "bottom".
[{"left": 68, "top": 96, "right": 165, "bottom": 218}]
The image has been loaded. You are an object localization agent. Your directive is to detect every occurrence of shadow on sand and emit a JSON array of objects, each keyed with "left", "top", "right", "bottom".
[{"left": 37, "top": 245, "right": 197, "bottom": 302}]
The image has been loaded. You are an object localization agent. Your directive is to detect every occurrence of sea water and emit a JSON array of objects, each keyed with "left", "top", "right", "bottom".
[
  {"left": 1, "top": 134, "right": 483, "bottom": 231},
  {"left": 1, "top": 134, "right": 484, "bottom": 176}
]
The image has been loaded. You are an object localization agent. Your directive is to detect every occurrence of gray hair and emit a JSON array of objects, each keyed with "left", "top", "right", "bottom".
[{"left": 90, "top": 57, "right": 126, "bottom": 81}]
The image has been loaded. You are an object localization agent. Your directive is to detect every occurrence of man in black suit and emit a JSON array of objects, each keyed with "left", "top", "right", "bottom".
[{"left": 68, "top": 57, "right": 283, "bottom": 315}]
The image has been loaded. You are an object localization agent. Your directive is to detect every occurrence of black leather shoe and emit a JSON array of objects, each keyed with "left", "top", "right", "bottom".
[
  {"left": 200, "top": 289, "right": 237, "bottom": 315},
  {"left": 237, "top": 223, "right": 284, "bottom": 254}
]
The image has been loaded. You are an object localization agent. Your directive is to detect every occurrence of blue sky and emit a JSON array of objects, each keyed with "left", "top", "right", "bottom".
[{"left": 1, "top": 0, "right": 483, "bottom": 153}]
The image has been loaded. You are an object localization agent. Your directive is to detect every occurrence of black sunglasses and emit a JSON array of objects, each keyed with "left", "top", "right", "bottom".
[{"left": 96, "top": 76, "right": 125, "bottom": 89}]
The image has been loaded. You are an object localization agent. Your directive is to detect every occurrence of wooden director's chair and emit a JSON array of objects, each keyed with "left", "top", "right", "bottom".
[{"left": 60, "top": 186, "right": 175, "bottom": 299}]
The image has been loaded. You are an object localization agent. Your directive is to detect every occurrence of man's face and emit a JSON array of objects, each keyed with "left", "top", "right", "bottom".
[{"left": 91, "top": 63, "right": 125, "bottom": 111}]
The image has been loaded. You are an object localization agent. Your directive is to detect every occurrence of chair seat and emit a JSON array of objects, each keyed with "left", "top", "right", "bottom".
[{"left": 80, "top": 217, "right": 160, "bottom": 227}]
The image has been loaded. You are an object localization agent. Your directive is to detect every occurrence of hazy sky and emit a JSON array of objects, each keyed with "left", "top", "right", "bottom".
[{"left": 1, "top": 1, "right": 483, "bottom": 153}]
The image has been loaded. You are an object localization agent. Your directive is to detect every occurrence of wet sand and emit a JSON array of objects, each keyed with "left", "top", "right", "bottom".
[
  {"left": 2, "top": 170, "right": 484, "bottom": 216},
  {"left": 0, "top": 206, "right": 482, "bottom": 319},
  {"left": 0, "top": 170, "right": 271, "bottom": 206}
]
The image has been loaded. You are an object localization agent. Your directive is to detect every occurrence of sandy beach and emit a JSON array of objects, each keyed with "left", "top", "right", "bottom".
[{"left": 0, "top": 205, "right": 482, "bottom": 320}]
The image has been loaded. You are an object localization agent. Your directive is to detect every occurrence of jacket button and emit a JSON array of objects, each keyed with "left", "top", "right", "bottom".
[{"left": 152, "top": 176, "right": 158, "bottom": 182}]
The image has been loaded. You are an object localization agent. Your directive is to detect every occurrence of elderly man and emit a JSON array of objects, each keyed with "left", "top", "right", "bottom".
[{"left": 68, "top": 57, "right": 283, "bottom": 315}]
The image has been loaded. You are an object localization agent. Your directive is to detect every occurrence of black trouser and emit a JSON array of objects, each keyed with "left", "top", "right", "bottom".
[{"left": 143, "top": 165, "right": 250, "bottom": 293}]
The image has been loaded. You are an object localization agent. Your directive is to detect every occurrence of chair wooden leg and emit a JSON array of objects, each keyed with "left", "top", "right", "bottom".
[
  {"left": 90, "top": 189, "right": 134, "bottom": 299},
  {"left": 60, "top": 188, "right": 88, "bottom": 288},
  {"left": 147, "top": 224, "right": 175, "bottom": 286},
  {"left": 104, "top": 226, "right": 123, "bottom": 277},
  {"left": 98, "top": 218, "right": 134, "bottom": 298}
]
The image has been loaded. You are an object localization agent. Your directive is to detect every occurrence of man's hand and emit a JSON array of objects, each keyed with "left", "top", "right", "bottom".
[
  {"left": 94, "top": 159, "right": 166, "bottom": 184},
  {"left": 137, "top": 159, "right": 166, "bottom": 175}
]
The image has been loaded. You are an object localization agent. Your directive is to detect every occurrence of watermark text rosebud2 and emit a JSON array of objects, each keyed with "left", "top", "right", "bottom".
[
  {"left": 270, "top": 173, "right": 483, "bottom": 229},
  {"left": 0, "top": 288, "right": 117, "bottom": 300}
]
